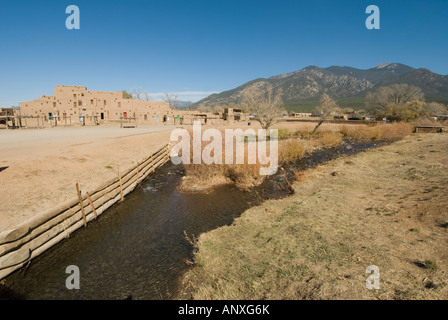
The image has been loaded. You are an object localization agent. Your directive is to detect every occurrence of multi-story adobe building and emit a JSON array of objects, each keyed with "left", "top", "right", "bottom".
[
  {"left": 20, "top": 85, "right": 181, "bottom": 125},
  {"left": 18, "top": 85, "right": 253, "bottom": 128}
]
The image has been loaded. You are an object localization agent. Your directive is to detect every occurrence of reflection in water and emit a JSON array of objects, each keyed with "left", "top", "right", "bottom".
[{"left": 0, "top": 140, "right": 380, "bottom": 300}]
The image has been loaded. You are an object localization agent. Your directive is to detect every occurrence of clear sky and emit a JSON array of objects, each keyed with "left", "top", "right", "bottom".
[{"left": 1, "top": 0, "right": 447, "bottom": 107}]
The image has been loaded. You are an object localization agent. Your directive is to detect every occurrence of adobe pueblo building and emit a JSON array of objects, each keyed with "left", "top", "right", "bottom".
[
  {"left": 17, "top": 85, "right": 251, "bottom": 128},
  {"left": 20, "top": 85, "right": 180, "bottom": 126}
]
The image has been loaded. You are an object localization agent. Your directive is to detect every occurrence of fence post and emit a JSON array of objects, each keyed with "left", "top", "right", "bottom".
[
  {"left": 76, "top": 183, "right": 87, "bottom": 227},
  {"left": 86, "top": 192, "right": 98, "bottom": 218},
  {"left": 118, "top": 164, "right": 124, "bottom": 201}
]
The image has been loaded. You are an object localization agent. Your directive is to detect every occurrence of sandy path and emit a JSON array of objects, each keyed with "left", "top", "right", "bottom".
[{"left": 0, "top": 124, "right": 176, "bottom": 232}]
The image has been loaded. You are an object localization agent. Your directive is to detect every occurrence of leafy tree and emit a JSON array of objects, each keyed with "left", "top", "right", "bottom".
[{"left": 122, "top": 90, "right": 133, "bottom": 99}]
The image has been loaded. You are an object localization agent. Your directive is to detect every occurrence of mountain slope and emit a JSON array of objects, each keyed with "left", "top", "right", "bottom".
[{"left": 196, "top": 63, "right": 448, "bottom": 111}]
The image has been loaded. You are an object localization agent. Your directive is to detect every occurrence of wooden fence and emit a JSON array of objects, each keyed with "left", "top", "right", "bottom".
[{"left": 0, "top": 144, "right": 172, "bottom": 280}]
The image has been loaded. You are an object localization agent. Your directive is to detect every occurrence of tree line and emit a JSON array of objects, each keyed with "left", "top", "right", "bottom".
[
  {"left": 122, "top": 83, "right": 448, "bottom": 130},
  {"left": 244, "top": 83, "right": 448, "bottom": 129}
]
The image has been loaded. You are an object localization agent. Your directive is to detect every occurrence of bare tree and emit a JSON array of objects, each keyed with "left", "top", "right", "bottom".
[
  {"left": 162, "top": 92, "right": 179, "bottom": 109},
  {"left": 130, "top": 87, "right": 143, "bottom": 100},
  {"left": 425, "top": 102, "right": 448, "bottom": 116},
  {"left": 312, "top": 93, "right": 341, "bottom": 133},
  {"left": 366, "top": 84, "right": 425, "bottom": 110},
  {"left": 130, "top": 87, "right": 151, "bottom": 100},
  {"left": 366, "top": 84, "right": 426, "bottom": 122},
  {"left": 141, "top": 91, "right": 151, "bottom": 101},
  {"left": 243, "top": 84, "right": 285, "bottom": 130}
]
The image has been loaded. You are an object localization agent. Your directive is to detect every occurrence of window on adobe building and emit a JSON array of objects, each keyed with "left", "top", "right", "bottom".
[
  {"left": 78, "top": 100, "right": 82, "bottom": 106},
  {"left": 118, "top": 102, "right": 122, "bottom": 108},
  {"left": 91, "top": 100, "right": 94, "bottom": 105},
  {"left": 53, "top": 102, "right": 56, "bottom": 108}
]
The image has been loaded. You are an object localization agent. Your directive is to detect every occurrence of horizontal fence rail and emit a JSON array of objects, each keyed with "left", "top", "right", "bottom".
[{"left": 0, "top": 144, "right": 172, "bottom": 280}]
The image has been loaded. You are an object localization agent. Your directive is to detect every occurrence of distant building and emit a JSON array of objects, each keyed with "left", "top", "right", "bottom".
[
  {"left": 291, "top": 112, "right": 312, "bottom": 118},
  {"left": 223, "top": 108, "right": 248, "bottom": 123},
  {"left": 0, "top": 108, "right": 14, "bottom": 117},
  {"left": 0, "top": 108, "right": 15, "bottom": 128},
  {"left": 347, "top": 110, "right": 375, "bottom": 121}
]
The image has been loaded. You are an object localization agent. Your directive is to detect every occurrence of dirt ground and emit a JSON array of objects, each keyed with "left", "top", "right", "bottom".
[
  {"left": 179, "top": 132, "right": 448, "bottom": 300},
  {"left": 0, "top": 124, "right": 176, "bottom": 232}
]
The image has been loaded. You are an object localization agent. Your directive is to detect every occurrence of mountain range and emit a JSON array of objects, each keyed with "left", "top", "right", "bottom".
[{"left": 195, "top": 63, "right": 448, "bottom": 112}]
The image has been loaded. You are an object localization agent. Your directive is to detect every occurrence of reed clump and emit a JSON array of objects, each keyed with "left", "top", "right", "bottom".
[
  {"left": 340, "top": 122, "right": 413, "bottom": 141},
  {"left": 179, "top": 122, "right": 413, "bottom": 192}
]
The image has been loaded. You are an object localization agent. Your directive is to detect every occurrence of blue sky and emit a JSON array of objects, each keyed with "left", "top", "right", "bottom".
[{"left": 1, "top": 0, "right": 447, "bottom": 107}]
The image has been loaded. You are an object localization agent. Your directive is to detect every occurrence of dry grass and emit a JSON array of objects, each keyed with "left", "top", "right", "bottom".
[
  {"left": 225, "top": 164, "right": 265, "bottom": 190},
  {"left": 179, "top": 123, "right": 414, "bottom": 192},
  {"left": 315, "top": 131, "right": 344, "bottom": 148},
  {"left": 339, "top": 122, "right": 413, "bottom": 142},
  {"left": 179, "top": 128, "right": 266, "bottom": 191},
  {"left": 179, "top": 133, "right": 448, "bottom": 300},
  {"left": 278, "top": 139, "right": 307, "bottom": 164}
]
